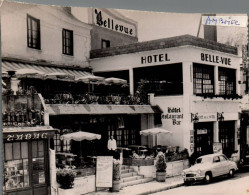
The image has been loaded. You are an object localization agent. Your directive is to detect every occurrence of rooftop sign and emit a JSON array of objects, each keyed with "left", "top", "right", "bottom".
[{"left": 93, "top": 9, "right": 136, "bottom": 37}]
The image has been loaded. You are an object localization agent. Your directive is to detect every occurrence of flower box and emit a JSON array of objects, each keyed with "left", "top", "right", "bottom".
[{"left": 58, "top": 188, "right": 75, "bottom": 195}]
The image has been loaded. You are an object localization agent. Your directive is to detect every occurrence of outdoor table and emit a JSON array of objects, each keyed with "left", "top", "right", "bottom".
[
  {"left": 87, "top": 156, "right": 97, "bottom": 163},
  {"left": 139, "top": 149, "right": 148, "bottom": 155}
]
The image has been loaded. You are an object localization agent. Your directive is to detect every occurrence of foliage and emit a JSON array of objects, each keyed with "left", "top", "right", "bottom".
[
  {"left": 56, "top": 166, "right": 77, "bottom": 189},
  {"left": 155, "top": 152, "right": 167, "bottom": 172},
  {"left": 189, "top": 152, "right": 202, "bottom": 165},
  {"left": 113, "top": 159, "right": 121, "bottom": 181}
]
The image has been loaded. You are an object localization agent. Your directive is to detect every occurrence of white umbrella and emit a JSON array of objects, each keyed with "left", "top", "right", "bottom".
[
  {"left": 15, "top": 68, "right": 45, "bottom": 75},
  {"left": 62, "top": 131, "right": 101, "bottom": 142},
  {"left": 76, "top": 75, "right": 104, "bottom": 82},
  {"left": 45, "top": 72, "right": 75, "bottom": 80},
  {"left": 62, "top": 131, "right": 101, "bottom": 159},
  {"left": 140, "top": 127, "right": 172, "bottom": 147},
  {"left": 104, "top": 77, "right": 127, "bottom": 85},
  {"left": 140, "top": 127, "right": 172, "bottom": 136},
  {"left": 76, "top": 75, "right": 105, "bottom": 92}
]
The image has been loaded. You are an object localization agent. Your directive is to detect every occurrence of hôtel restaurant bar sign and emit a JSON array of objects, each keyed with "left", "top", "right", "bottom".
[{"left": 94, "top": 9, "right": 136, "bottom": 37}]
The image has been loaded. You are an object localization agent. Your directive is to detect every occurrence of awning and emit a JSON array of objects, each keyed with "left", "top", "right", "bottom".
[
  {"left": 46, "top": 104, "right": 162, "bottom": 115},
  {"left": 2, "top": 60, "right": 92, "bottom": 80}
]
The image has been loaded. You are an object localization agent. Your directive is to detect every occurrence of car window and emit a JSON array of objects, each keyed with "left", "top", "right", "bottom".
[
  {"left": 196, "top": 158, "right": 202, "bottom": 164},
  {"left": 213, "top": 156, "right": 220, "bottom": 163},
  {"left": 219, "top": 155, "right": 227, "bottom": 161}
]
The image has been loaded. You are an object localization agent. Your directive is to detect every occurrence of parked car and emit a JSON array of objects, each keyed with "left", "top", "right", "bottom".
[{"left": 182, "top": 153, "right": 238, "bottom": 185}]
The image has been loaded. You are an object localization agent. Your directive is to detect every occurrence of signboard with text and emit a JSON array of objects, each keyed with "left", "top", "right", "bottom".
[
  {"left": 213, "top": 142, "right": 223, "bottom": 154},
  {"left": 96, "top": 156, "right": 113, "bottom": 188},
  {"left": 93, "top": 9, "right": 136, "bottom": 37}
]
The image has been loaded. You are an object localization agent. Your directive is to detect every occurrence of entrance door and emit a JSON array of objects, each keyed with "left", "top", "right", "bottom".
[
  {"left": 194, "top": 122, "right": 213, "bottom": 155},
  {"left": 219, "top": 121, "right": 235, "bottom": 158}
]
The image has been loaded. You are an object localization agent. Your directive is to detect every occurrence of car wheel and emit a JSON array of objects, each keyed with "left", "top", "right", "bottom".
[
  {"left": 228, "top": 169, "right": 234, "bottom": 178},
  {"left": 204, "top": 173, "right": 212, "bottom": 184},
  {"left": 184, "top": 181, "right": 190, "bottom": 186}
]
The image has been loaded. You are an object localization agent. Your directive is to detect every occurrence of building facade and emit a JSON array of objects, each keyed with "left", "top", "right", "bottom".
[
  {"left": 71, "top": 7, "right": 138, "bottom": 49},
  {"left": 90, "top": 35, "right": 242, "bottom": 158}
]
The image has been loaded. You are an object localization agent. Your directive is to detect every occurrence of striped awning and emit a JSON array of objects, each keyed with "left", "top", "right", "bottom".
[
  {"left": 2, "top": 60, "right": 93, "bottom": 79},
  {"left": 46, "top": 104, "right": 161, "bottom": 115}
]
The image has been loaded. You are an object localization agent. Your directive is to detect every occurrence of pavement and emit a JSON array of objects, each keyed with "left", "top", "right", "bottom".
[{"left": 87, "top": 176, "right": 184, "bottom": 195}]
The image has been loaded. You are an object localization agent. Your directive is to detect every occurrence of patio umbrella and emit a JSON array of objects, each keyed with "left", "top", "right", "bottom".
[
  {"left": 104, "top": 77, "right": 127, "bottom": 85},
  {"left": 61, "top": 131, "right": 101, "bottom": 160},
  {"left": 62, "top": 131, "right": 101, "bottom": 142},
  {"left": 76, "top": 75, "right": 105, "bottom": 92},
  {"left": 140, "top": 127, "right": 172, "bottom": 147}
]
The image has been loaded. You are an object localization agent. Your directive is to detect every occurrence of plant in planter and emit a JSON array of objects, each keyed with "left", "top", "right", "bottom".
[
  {"left": 155, "top": 151, "right": 167, "bottom": 182},
  {"left": 112, "top": 159, "right": 121, "bottom": 192},
  {"left": 56, "top": 166, "right": 77, "bottom": 189}
]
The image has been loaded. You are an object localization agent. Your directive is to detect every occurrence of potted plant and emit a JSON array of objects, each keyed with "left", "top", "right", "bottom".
[
  {"left": 56, "top": 166, "right": 77, "bottom": 192},
  {"left": 112, "top": 159, "right": 121, "bottom": 192},
  {"left": 155, "top": 151, "right": 167, "bottom": 182}
]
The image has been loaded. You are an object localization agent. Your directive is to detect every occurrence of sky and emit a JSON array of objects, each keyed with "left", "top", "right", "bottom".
[{"left": 117, "top": 9, "right": 202, "bottom": 42}]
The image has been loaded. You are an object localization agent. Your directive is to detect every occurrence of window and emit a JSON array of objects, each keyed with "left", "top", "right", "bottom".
[
  {"left": 101, "top": 39, "right": 110, "bottom": 48},
  {"left": 4, "top": 142, "right": 29, "bottom": 191},
  {"left": 62, "top": 29, "right": 73, "bottom": 55},
  {"left": 53, "top": 132, "right": 71, "bottom": 152},
  {"left": 32, "top": 141, "right": 45, "bottom": 185},
  {"left": 193, "top": 64, "right": 214, "bottom": 95},
  {"left": 218, "top": 68, "right": 236, "bottom": 95},
  {"left": 27, "top": 15, "right": 40, "bottom": 49}
]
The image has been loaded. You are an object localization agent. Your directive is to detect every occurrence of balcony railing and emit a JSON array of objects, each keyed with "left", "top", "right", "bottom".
[
  {"left": 44, "top": 93, "right": 149, "bottom": 105},
  {"left": 2, "top": 94, "right": 45, "bottom": 127}
]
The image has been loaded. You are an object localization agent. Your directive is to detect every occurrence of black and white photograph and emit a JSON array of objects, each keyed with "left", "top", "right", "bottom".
[{"left": 1, "top": 0, "right": 249, "bottom": 194}]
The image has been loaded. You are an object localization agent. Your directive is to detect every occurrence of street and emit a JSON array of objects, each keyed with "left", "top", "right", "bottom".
[{"left": 151, "top": 171, "right": 249, "bottom": 195}]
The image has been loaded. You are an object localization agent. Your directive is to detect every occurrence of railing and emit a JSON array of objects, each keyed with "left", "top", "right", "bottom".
[
  {"left": 2, "top": 94, "right": 45, "bottom": 127},
  {"left": 44, "top": 93, "right": 149, "bottom": 105}
]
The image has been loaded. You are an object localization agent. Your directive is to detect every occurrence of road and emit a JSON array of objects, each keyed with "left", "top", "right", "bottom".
[{"left": 151, "top": 171, "right": 249, "bottom": 195}]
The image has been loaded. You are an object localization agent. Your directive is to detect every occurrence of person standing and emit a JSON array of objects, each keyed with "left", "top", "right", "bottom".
[{"left": 108, "top": 136, "right": 117, "bottom": 157}]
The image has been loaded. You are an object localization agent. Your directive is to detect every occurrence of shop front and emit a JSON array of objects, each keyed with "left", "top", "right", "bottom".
[{"left": 3, "top": 128, "right": 55, "bottom": 195}]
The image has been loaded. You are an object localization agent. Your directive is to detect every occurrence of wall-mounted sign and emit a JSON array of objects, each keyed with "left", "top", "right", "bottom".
[
  {"left": 198, "top": 113, "right": 217, "bottom": 122},
  {"left": 197, "top": 129, "right": 208, "bottom": 135},
  {"left": 6, "top": 132, "right": 48, "bottom": 141},
  {"left": 201, "top": 53, "right": 231, "bottom": 66},
  {"left": 141, "top": 53, "right": 170, "bottom": 64},
  {"left": 96, "top": 156, "right": 113, "bottom": 188},
  {"left": 161, "top": 107, "right": 183, "bottom": 125},
  {"left": 94, "top": 9, "right": 136, "bottom": 37},
  {"left": 213, "top": 142, "right": 222, "bottom": 154}
]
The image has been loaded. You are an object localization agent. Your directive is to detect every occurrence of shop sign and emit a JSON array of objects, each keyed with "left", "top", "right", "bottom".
[
  {"left": 201, "top": 53, "right": 231, "bottom": 66},
  {"left": 141, "top": 53, "right": 170, "bottom": 64},
  {"left": 197, "top": 129, "right": 208, "bottom": 135},
  {"left": 161, "top": 107, "right": 183, "bottom": 125},
  {"left": 198, "top": 113, "right": 217, "bottom": 122},
  {"left": 6, "top": 132, "right": 48, "bottom": 141},
  {"left": 213, "top": 142, "right": 222, "bottom": 154},
  {"left": 96, "top": 156, "right": 113, "bottom": 188},
  {"left": 94, "top": 9, "right": 136, "bottom": 37}
]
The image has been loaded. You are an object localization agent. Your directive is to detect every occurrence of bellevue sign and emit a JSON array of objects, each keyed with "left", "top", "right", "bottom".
[{"left": 94, "top": 9, "right": 136, "bottom": 37}]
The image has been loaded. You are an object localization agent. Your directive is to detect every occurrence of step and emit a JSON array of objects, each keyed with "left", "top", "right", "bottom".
[
  {"left": 121, "top": 177, "right": 154, "bottom": 188},
  {"left": 121, "top": 168, "right": 134, "bottom": 174},
  {"left": 121, "top": 165, "right": 130, "bottom": 170},
  {"left": 121, "top": 175, "right": 144, "bottom": 183},
  {"left": 121, "top": 172, "right": 138, "bottom": 178}
]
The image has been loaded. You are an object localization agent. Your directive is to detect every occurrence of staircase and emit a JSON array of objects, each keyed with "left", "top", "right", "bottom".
[{"left": 121, "top": 165, "right": 153, "bottom": 188}]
